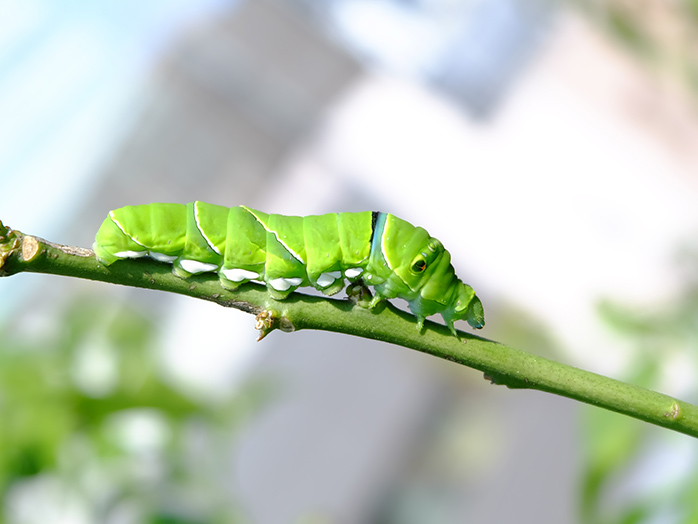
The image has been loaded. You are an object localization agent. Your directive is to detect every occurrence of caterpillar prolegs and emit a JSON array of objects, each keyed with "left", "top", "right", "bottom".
[{"left": 93, "top": 202, "right": 485, "bottom": 336}]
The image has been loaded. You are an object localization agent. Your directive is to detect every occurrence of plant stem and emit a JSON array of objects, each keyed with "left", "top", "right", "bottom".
[{"left": 2, "top": 221, "right": 698, "bottom": 438}]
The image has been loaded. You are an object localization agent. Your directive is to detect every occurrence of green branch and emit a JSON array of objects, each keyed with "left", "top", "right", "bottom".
[{"left": 2, "top": 220, "right": 698, "bottom": 438}]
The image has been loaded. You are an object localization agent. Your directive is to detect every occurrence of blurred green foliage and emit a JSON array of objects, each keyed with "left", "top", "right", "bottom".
[
  {"left": 580, "top": 265, "right": 698, "bottom": 524},
  {"left": 605, "top": 4, "right": 656, "bottom": 59},
  {"left": 574, "top": 0, "right": 698, "bottom": 99},
  {"left": 0, "top": 296, "right": 267, "bottom": 523},
  {"left": 571, "top": 8, "right": 698, "bottom": 517}
]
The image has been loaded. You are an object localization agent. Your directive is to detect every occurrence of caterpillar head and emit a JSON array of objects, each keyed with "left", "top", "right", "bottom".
[
  {"left": 406, "top": 248, "right": 485, "bottom": 336},
  {"left": 445, "top": 282, "right": 485, "bottom": 330},
  {"left": 422, "top": 281, "right": 485, "bottom": 337}
]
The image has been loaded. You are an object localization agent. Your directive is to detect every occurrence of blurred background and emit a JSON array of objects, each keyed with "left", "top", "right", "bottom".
[{"left": 2, "top": 0, "right": 698, "bottom": 522}]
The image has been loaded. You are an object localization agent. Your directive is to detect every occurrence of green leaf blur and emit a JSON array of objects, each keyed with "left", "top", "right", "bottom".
[
  {"left": 0, "top": 296, "right": 265, "bottom": 523},
  {"left": 580, "top": 259, "right": 698, "bottom": 524}
]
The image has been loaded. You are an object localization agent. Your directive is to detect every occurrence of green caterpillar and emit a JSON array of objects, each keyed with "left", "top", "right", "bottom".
[{"left": 93, "top": 202, "right": 484, "bottom": 336}]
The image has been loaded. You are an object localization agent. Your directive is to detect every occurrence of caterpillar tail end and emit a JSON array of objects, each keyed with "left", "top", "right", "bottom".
[
  {"left": 439, "top": 283, "right": 485, "bottom": 337},
  {"left": 92, "top": 242, "right": 117, "bottom": 266}
]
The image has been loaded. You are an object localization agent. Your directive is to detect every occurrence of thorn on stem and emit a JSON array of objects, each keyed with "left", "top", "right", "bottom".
[{"left": 255, "top": 309, "right": 295, "bottom": 341}]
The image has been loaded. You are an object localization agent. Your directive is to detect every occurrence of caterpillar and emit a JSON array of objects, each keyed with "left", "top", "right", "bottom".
[{"left": 93, "top": 202, "right": 484, "bottom": 336}]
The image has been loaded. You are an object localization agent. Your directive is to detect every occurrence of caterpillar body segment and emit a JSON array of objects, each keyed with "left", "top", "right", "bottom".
[{"left": 94, "top": 201, "right": 485, "bottom": 336}]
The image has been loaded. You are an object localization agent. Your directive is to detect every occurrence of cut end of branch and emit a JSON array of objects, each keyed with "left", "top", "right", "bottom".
[{"left": 22, "top": 236, "right": 40, "bottom": 262}]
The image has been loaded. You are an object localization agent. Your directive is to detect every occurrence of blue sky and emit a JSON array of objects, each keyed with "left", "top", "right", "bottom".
[
  {"left": 0, "top": 0, "right": 236, "bottom": 316},
  {"left": 0, "top": 0, "right": 235, "bottom": 236}
]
